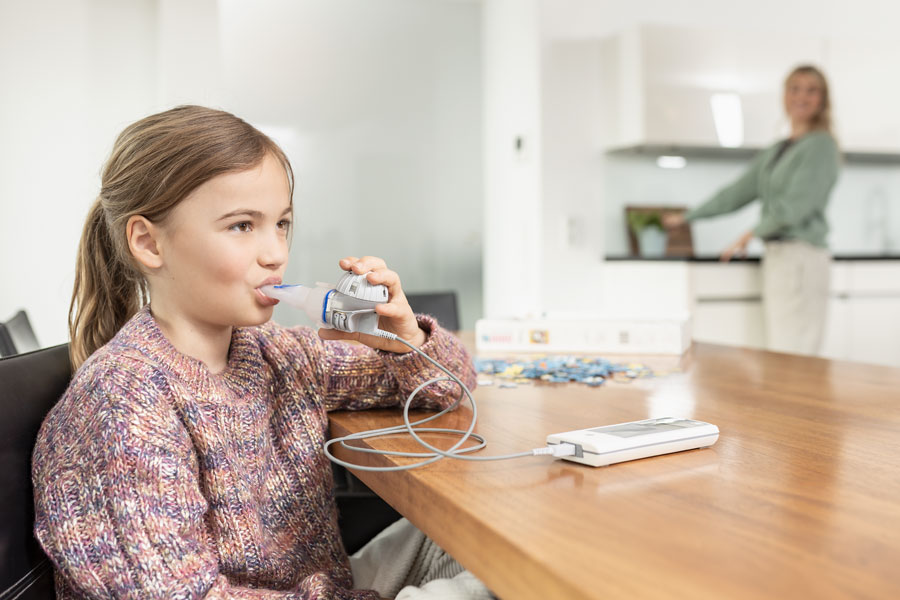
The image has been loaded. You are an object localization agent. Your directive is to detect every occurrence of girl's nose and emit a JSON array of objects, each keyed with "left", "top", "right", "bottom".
[{"left": 259, "top": 231, "right": 289, "bottom": 268}]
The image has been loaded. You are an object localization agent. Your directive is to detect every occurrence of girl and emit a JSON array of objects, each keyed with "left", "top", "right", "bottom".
[
  {"left": 32, "top": 105, "right": 487, "bottom": 599},
  {"left": 664, "top": 65, "right": 840, "bottom": 355}
]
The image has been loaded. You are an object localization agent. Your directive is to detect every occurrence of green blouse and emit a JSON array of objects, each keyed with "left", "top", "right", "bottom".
[{"left": 685, "top": 130, "right": 840, "bottom": 248}]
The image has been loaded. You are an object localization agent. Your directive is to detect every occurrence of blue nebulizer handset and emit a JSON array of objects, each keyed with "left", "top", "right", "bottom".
[{"left": 262, "top": 271, "right": 390, "bottom": 337}]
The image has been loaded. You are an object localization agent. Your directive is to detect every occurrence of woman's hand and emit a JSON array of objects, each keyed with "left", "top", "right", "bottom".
[
  {"left": 662, "top": 213, "right": 686, "bottom": 230},
  {"left": 719, "top": 230, "right": 754, "bottom": 262},
  {"left": 317, "top": 256, "right": 427, "bottom": 353}
]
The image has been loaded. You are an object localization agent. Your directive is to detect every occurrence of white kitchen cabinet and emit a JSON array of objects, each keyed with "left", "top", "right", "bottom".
[
  {"left": 691, "top": 262, "right": 761, "bottom": 299},
  {"left": 819, "top": 297, "right": 852, "bottom": 361},
  {"left": 846, "top": 297, "right": 900, "bottom": 365},
  {"left": 692, "top": 260, "right": 900, "bottom": 366},
  {"left": 597, "top": 25, "right": 900, "bottom": 156},
  {"left": 819, "top": 262, "right": 852, "bottom": 361},
  {"left": 692, "top": 300, "right": 766, "bottom": 350},
  {"left": 690, "top": 262, "right": 765, "bottom": 349},
  {"left": 598, "top": 24, "right": 824, "bottom": 150},
  {"left": 822, "top": 261, "right": 900, "bottom": 366},
  {"left": 608, "top": 259, "right": 900, "bottom": 366},
  {"left": 826, "top": 37, "right": 900, "bottom": 153}
]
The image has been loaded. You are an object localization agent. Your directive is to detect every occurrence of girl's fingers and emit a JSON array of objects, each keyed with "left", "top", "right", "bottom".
[
  {"left": 366, "top": 268, "right": 401, "bottom": 292},
  {"left": 339, "top": 255, "right": 411, "bottom": 315},
  {"left": 318, "top": 327, "right": 357, "bottom": 341},
  {"left": 339, "top": 256, "right": 360, "bottom": 270},
  {"left": 374, "top": 301, "right": 408, "bottom": 318},
  {"left": 342, "top": 257, "right": 405, "bottom": 296},
  {"left": 344, "top": 256, "right": 386, "bottom": 274}
]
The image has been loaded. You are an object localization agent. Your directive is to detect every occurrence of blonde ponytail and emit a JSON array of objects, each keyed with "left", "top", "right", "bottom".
[{"left": 67, "top": 105, "right": 293, "bottom": 369}]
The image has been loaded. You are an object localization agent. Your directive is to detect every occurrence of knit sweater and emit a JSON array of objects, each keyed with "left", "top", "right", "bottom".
[
  {"left": 32, "top": 306, "right": 476, "bottom": 599},
  {"left": 685, "top": 130, "right": 840, "bottom": 248}
]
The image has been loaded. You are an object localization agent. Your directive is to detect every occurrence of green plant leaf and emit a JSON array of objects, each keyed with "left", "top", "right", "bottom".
[{"left": 628, "top": 211, "right": 664, "bottom": 234}]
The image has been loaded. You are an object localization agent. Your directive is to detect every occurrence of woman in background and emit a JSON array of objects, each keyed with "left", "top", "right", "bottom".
[{"left": 665, "top": 65, "right": 840, "bottom": 356}]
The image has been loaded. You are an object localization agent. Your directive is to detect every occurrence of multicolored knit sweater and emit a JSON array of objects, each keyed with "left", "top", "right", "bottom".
[{"left": 32, "top": 306, "right": 476, "bottom": 599}]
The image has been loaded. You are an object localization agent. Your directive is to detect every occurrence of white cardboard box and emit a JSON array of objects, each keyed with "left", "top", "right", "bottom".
[{"left": 475, "top": 316, "right": 692, "bottom": 355}]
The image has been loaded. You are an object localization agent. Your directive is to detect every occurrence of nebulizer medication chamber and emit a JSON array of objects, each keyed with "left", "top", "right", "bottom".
[{"left": 261, "top": 271, "right": 389, "bottom": 336}]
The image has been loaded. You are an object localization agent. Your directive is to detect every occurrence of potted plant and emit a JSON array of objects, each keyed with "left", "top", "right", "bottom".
[{"left": 628, "top": 211, "right": 667, "bottom": 257}]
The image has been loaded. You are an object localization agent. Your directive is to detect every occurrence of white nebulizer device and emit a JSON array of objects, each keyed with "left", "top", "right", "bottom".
[
  {"left": 263, "top": 271, "right": 718, "bottom": 472},
  {"left": 261, "top": 271, "right": 390, "bottom": 337}
]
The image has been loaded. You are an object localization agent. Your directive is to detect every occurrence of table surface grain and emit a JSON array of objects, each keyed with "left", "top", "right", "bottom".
[{"left": 329, "top": 339, "right": 900, "bottom": 600}]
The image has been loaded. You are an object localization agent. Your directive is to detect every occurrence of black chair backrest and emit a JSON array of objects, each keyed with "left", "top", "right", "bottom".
[
  {"left": 0, "top": 310, "right": 41, "bottom": 357},
  {"left": 0, "top": 324, "right": 14, "bottom": 357},
  {"left": 1, "top": 343, "right": 72, "bottom": 600},
  {"left": 405, "top": 291, "right": 460, "bottom": 331}
]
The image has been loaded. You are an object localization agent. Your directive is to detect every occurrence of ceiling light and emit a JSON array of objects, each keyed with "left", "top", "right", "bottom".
[{"left": 657, "top": 155, "right": 687, "bottom": 169}]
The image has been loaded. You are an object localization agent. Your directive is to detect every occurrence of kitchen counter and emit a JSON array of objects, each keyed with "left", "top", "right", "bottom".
[{"left": 599, "top": 257, "right": 900, "bottom": 367}]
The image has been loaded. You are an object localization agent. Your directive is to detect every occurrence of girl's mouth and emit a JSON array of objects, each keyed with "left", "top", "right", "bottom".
[{"left": 255, "top": 287, "right": 280, "bottom": 306}]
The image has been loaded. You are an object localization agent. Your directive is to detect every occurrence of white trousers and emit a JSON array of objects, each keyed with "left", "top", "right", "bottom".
[
  {"left": 761, "top": 240, "right": 831, "bottom": 355},
  {"left": 350, "top": 518, "right": 494, "bottom": 600}
]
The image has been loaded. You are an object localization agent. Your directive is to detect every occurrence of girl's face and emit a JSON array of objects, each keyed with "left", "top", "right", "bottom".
[
  {"left": 784, "top": 72, "right": 825, "bottom": 126},
  {"left": 154, "top": 153, "right": 292, "bottom": 331}
]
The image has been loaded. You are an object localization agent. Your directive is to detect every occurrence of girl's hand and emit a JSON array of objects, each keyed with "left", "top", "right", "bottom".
[
  {"left": 719, "top": 230, "right": 754, "bottom": 262},
  {"left": 317, "top": 256, "right": 427, "bottom": 353}
]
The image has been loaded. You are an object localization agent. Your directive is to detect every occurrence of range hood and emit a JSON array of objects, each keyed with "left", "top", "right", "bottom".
[
  {"left": 607, "top": 144, "right": 900, "bottom": 165},
  {"left": 597, "top": 24, "right": 900, "bottom": 164}
]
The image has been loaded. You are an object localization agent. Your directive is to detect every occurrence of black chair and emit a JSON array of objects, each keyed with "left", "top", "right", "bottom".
[
  {"left": 1, "top": 343, "right": 72, "bottom": 600},
  {"left": 333, "top": 465, "right": 400, "bottom": 555},
  {"left": 0, "top": 310, "right": 41, "bottom": 357},
  {"left": 405, "top": 291, "right": 460, "bottom": 331},
  {"left": 0, "top": 339, "right": 404, "bottom": 591}
]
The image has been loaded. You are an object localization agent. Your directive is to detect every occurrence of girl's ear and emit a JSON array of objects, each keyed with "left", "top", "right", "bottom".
[{"left": 127, "top": 215, "right": 163, "bottom": 270}]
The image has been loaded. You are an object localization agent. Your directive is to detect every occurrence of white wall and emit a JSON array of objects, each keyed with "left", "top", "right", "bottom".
[
  {"left": 215, "top": 0, "right": 484, "bottom": 330},
  {"left": 0, "top": 0, "right": 483, "bottom": 347},
  {"left": 539, "top": 41, "right": 605, "bottom": 313},
  {"left": 0, "top": 0, "right": 158, "bottom": 347},
  {"left": 481, "top": 0, "right": 542, "bottom": 318}
]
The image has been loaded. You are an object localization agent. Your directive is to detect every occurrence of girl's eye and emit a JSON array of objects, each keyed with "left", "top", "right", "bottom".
[
  {"left": 229, "top": 222, "right": 252, "bottom": 233},
  {"left": 278, "top": 219, "right": 292, "bottom": 232}
]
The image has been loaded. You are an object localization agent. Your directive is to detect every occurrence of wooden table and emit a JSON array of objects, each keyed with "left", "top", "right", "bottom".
[{"left": 329, "top": 340, "right": 900, "bottom": 600}]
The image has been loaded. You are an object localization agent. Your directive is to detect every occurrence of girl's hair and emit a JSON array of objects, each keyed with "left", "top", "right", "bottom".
[
  {"left": 69, "top": 105, "right": 293, "bottom": 369},
  {"left": 784, "top": 64, "right": 833, "bottom": 135}
]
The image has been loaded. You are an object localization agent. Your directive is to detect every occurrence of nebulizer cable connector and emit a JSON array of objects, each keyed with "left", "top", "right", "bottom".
[{"left": 532, "top": 443, "right": 578, "bottom": 458}]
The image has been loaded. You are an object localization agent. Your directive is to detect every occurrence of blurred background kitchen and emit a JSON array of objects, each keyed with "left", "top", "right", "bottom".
[{"left": 2, "top": 0, "right": 899, "bottom": 366}]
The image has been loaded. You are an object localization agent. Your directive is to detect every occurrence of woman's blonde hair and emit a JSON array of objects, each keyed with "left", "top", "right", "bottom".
[
  {"left": 784, "top": 64, "right": 833, "bottom": 135},
  {"left": 69, "top": 105, "right": 293, "bottom": 369}
]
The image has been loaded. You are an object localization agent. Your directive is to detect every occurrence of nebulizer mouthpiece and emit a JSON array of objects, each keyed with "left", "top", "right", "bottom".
[
  {"left": 261, "top": 271, "right": 390, "bottom": 336},
  {"left": 261, "top": 283, "right": 331, "bottom": 325}
]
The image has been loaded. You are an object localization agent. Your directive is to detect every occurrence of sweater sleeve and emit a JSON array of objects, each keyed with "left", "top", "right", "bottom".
[
  {"left": 294, "top": 315, "right": 476, "bottom": 413},
  {"left": 685, "top": 149, "right": 767, "bottom": 222},
  {"left": 32, "top": 364, "right": 376, "bottom": 600},
  {"left": 753, "top": 134, "right": 840, "bottom": 239}
]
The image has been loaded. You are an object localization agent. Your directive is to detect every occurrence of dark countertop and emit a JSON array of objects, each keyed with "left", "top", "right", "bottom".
[{"left": 606, "top": 254, "right": 900, "bottom": 262}]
